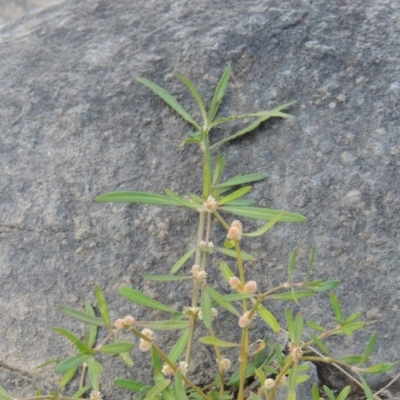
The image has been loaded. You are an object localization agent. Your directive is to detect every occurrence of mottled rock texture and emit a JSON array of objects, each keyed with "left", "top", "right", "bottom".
[{"left": 0, "top": 0, "right": 399, "bottom": 398}]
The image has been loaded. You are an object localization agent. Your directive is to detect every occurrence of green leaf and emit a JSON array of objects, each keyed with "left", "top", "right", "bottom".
[
  {"left": 173, "top": 371, "right": 188, "bottom": 400},
  {"left": 203, "top": 137, "right": 212, "bottom": 197},
  {"left": 227, "top": 364, "right": 256, "bottom": 386},
  {"left": 95, "top": 286, "right": 111, "bottom": 327},
  {"left": 336, "top": 386, "right": 351, "bottom": 400},
  {"left": 87, "top": 357, "right": 102, "bottom": 391},
  {"left": 215, "top": 247, "right": 255, "bottom": 261},
  {"left": 311, "top": 335, "right": 331, "bottom": 356},
  {"left": 143, "top": 274, "right": 192, "bottom": 282},
  {"left": 306, "top": 320, "right": 326, "bottom": 332},
  {"left": 305, "top": 280, "right": 341, "bottom": 292},
  {"left": 200, "top": 336, "right": 240, "bottom": 347},
  {"left": 168, "top": 329, "right": 190, "bottom": 363},
  {"left": 58, "top": 366, "right": 78, "bottom": 390},
  {"left": 72, "top": 386, "right": 91, "bottom": 398},
  {"left": 219, "top": 260, "right": 235, "bottom": 282},
  {"left": 219, "top": 205, "right": 306, "bottom": 222},
  {"left": 175, "top": 72, "right": 207, "bottom": 126},
  {"left": 227, "top": 199, "right": 257, "bottom": 206},
  {"left": 244, "top": 212, "right": 284, "bottom": 237},
  {"left": 84, "top": 302, "right": 97, "bottom": 349},
  {"left": 223, "top": 293, "right": 253, "bottom": 302},
  {"left": 294, "top": 312, "right": 304, "bottom": 345},
  {"left": 151, "top": 347, "right": 162, "bottom": 373},
  {"left": 288, "top": 363, "right": 298, "bottom": 391},
  {"left": 144, "top": 372, "right": 170, "bottom": 400},
  {"left": 342, "top": 312, "right": 361, "bottom": 325},
  {"left": 119, "top": 287, "right": 177, "bottom": 313},
  {"left": 218, "top": 186, "right": 252, "bottom": 206},
  {"left": 323, "top": 385, "right": 336, "bottom": 400},
  {"left": 210, "top": 101, "right": 295, "bottom": 148},
  {"left": 330, "top": 293, "right": 343, "bottom": 324},
  {"left": 359, "top": 376, "right": 374, "bottom": 400},
  {"left": 136, "top": 77, "right": 200, "bottom": 129},
  {"left": 119, "top": 351, "right": 134, "bottom": 367},
  {"left": 136, "top": 320, "right": 190, "bottom": 330},
  {"left": 336, "top": 321, "right": 365, "bottom": 336},
  {"left": 58, "top": 306, "right": 106, "bottom": 327},
  {"left": 269, "top": 290, "right": 315, "bottom": 301},
  {"left": 164, "top": 188, "right": 200, "bottom": 209},
  {"left": 257, "top": 304, "right": 280, "bottom": 333},
  {"left": 205, "top": 286, "right": 240, "bottom": 317},
  {"left": 170, "top": 248, "right": 197, "bottom": 274},
  {"left": 215, "top": 173, "right": 268, "bottom": 188},
  {"left": 201, "top": 289, "right": 212, "bottom": 328},
  {"left": 360, "top": 332, "right": 377, "bottom": 364},
  {"left": 180, "top": 137, "right": 201, "bottom": 147},
  {"left": 208, "top": 62, "right": 231, "bottom": 122},
  {"left": 95, "top": 191, "right": 182, "bottom": 206},
  {"left": 212, "top": 155, "right": 227, "bottom": 186},
  {"left": 55, "top": 354, "right": 91, "bottom": 373},
  {"left": 52, "top": 327, "right": 92, "bottom": 353},
  {"left": 312, "top": 384, "right": 320, "bottom": 400},
  {"left": 114, "top": 379, "right": 146, "bottom": 393},
  {"left": 99, "top": 342, "right": 134, "bottom": 354},
  {"left": 285, "top": 309, "right": 295, "bottom": 342},
  {"left": 288, "top": 248, "right": 298, "bottom": 281},
  {"left": 0, "top": 386, "right": 12, "bottom": 400},
  {"left": 362, "top": 362, "right": 397, "bottom": 374}
]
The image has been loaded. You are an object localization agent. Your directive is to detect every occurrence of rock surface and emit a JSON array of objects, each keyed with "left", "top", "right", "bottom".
[{"left": 0, "top": 0, "right": 399, "bottom": 398}]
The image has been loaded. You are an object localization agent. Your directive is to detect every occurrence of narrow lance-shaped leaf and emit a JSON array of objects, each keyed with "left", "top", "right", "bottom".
[
  {"left": 55, "top": 354, "right": 91, "bottom": 373},
  {"left": 336, "top": 386, "right": 351, "bottom": 400},
  {"left": 215, "top": 173, "right": 268, "bottom": 188},
  {"left": 359, "top": 376, "right": 374, "bottom": 400},
  {"left": 52, "top": 327, "right": 92, "bottom": 353},
  {"left": 85, "top": 302, "right": 97, "bottom": 349},
  {"left": 151, "top": 348, "right": 162, "bottom": 373},
  {"left": 210, "top": 101, "right": 295, "bottom": 149},
  {"left": 312, "top": 384, "right": 320, "bottom": 400},
  {"left": 219, "top": 259, "right": 235, "bottom": 282},
  {"left": 212, "top": 155, "right": 227, "bottom": 186},
  {"left": 95, "top": 286, "right": 111, "bottom": 327},
  {"left": 173, "top": 371, "right": 188, "bottom": 400},
  {"left": 306, "top": 320, "right": 326, "bottom": 333},
  {"left": 215, "top": 246, "right": 255, "bottom": 261},
  {"left": 114, "top": 379, "right": 146, "bottom": 393},
  {"left": 58, "top": 366, "right": 78, "bottom": 391},
  {"left": 164, "top": 188, "right": 200, "bottom": 209},
  {"left": 201, "top": 289, "right": 212, "bottom": 328},
  {"left": 168, "top": 329, "right": 190, "bottom": 363},
  {"left": 175, "top": 72, "right": 207, "bottom": 126},
  {"left": 72, "top": 386, "right": 91, "bottom": 398},
  {"left": 0, "top": 386, "right": 12, "bottom": 400},
  {"left": 208, "top": 62, "right": 231, "bottom": 122},
  {"left": 244, "top": 212, "right": 283, "bottom": 237},
  {"left": 95, "top": 191, "right": 182, "bottom": 207},
  {"left": 170, "top": 247, "right": 196, "bottom": 274},
  {"left": 58, "top": 306, "right": 106, "bottom": 327},
  {"left": 87, "top": 357, "right": 102, "bottom": 391},
  {"left": 269, "top": 290, "right": 315, "bottom": 301},
  {"left": 257, "top": 304, "right": 280, "bottom": 333},
  {"left": 285, "top": 309, "right": 295, "bottom": 342},
  {"left": 311, "top": 334, "right": 331, "bottom": 356},
  {"left": 144, "top": 372, "right": 170, "bottom": 400},
  {"left": 99, "top": 342, "right": 134, "bottom": 355},
  {"left": 205, "top": 286, "right": 240, "bottom": 317},
  {"left": 288, "top": 248, "right": 298, "bottom": 282},
  {"left": 219, "top": 205, "right": 306, "bottom": 222},
  {"left": 323, "top": 385, "right": 336, "bottom": 400},
  {"left": 306, "top": 246, "right": 316, "bottom": 279},
  {"left": 288, "top": 363, "right": 298, "bottom": 392},
  {"left": 337, "top": 321, "right": 366, "bottom": 336},
  {"left": 360, "top": 331, "right": 377, "bottom": 364},
  {"left": 330, "top": 293, "right": 343, "bottom": 324},
  {"left": 218, "top": 186, "right": 252, "bottom": 206},
  {"left": 136, "top": 77, "right": 201, "bottom": 129},
  {"left": 143, "top": 274, "right": 192, "bottom": 282},
  {"left": 294, "top": 312, "right": 304, "bottom": 346},
  {"left": 119, "top": 287, "right": 177, "bottom": 313}
]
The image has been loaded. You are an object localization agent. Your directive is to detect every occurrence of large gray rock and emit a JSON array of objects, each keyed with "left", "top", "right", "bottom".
[{"left": 1, "top": 0, "right": 399, "bottom": 398}]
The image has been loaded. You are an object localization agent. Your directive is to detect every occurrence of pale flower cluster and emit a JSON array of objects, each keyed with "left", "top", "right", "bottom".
[
  {"left": 191, "top": 264, "right": 207, "bottom": 286},
  {"left": 89, "top": 390, "right": 102, "bottom": 400},
  {"left": 161, "top": 361, "right": 188, "bottom": 377},
  {"left": 114, "top": 315, "right": 135, "bottom": 330},
  {"left": 139, "top": 328, "right": 154, "bottom": 352},
  {"left": 238, "top": 311, "right": 253, "bottom": 328},
  {"left": 227, "top": 220, "right": 243, "bottom": 241},
  {"left": 203, "top": 195, "right": 218, "bottom": 212},
  {"left": 198, "top": 307, "right": 218, "bottom": 320},
  {"left": 218, "top": 357, "right": 231, "bottom": 372}
]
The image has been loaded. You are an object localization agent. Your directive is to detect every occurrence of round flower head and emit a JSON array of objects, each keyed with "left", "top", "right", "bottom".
[
  {"left": 90, "top": 391, "right": 102, "bottom": 400},
  {"left": 227, "top": 220, "right": 243, "bottom": 241},
  {"left": 114, "top": 315, "right": 135, "bottom": 330},
  {"left": 179, "top": 361, "right": 188, "bottom": 376},
  {"left": 203, "top": 196, "right": 218, "bottom": 212},
  {"left": 244, "top": 280, "right": 257, "bottom": 294},
  {"left": 263, "top": 378, "right": 275, "bottom": 390},
  {"left": 162, "top": 364, "right": 174, "bottom": 377},
  {"left": 218, "top": 358, "right": 231, "bottom": 372},
  {"left": 238, "top": 311, "right": 253, "bottom": 328},
  {"left": 139, "top": 328, "right": 154, "bottom": 352},
  {"left": 229, "top": 276, "right": 241, "bottom": 291}
]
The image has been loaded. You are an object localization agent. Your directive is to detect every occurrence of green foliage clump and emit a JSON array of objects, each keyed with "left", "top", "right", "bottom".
[{"left": 0, "top": 64, "right": 396, "bottom": 400}]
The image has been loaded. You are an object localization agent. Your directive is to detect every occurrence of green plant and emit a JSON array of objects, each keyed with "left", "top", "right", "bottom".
[{"left": 1, "top": 64, "right": 396, "bottom": 400}]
